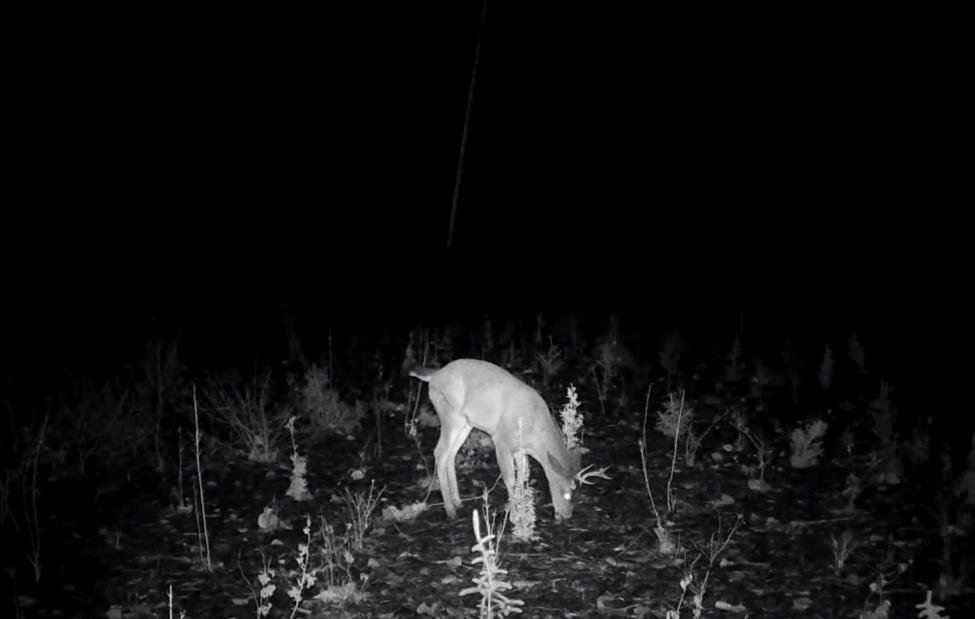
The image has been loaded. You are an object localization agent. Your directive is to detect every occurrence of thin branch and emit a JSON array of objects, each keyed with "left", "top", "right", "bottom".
[
  {"left": 639, "top": 385, "right": 662, "bottom": 527},
  {"left": 447, "top": 0, "right": 489, "bottom": 250},
  {"left": 666, "top": 391, "right": 685, "bottom": 514},
  {"left": 193, "top": 384, "right": 212, "bottom": 571}
]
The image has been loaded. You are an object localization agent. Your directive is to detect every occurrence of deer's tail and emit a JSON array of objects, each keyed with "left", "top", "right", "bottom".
[{"left": 408, "top": 366, "right": 436, "bottom": 382}]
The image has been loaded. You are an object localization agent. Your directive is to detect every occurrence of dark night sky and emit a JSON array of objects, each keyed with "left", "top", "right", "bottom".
[{"left": 3, "top": 4, "right": 967, "bottom": 384}]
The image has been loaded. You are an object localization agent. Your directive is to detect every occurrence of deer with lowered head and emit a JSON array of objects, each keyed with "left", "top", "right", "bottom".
[{"left": 410, "top": 359, "right": 609, "bottom": 520}]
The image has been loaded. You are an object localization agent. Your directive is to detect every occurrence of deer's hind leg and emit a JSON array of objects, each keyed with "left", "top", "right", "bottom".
[{"left": 432, "top": 403, "right": 473, "bottom": 518}]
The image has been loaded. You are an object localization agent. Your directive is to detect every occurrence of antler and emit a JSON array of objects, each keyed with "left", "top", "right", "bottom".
[{"left": 575, "top": 464, "right": 612, "bottom": 486}]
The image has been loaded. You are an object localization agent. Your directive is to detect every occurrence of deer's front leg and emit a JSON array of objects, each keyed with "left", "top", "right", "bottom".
[{"left": 493, "top": 440, "right": 516, "bottom": 494}]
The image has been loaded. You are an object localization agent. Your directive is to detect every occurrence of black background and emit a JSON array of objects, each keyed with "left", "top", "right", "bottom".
[{"left": 3, "top": 4, "right": 967, "bottom": 397}]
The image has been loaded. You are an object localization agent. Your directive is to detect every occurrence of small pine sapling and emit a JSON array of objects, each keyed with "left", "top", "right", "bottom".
[
  {"left": 723, "top": 335, "right": 743, "bottom": 386},
  {"left": 659, "top": 331, "right": 687, "bottom": 394},
  {"left": 839, "top": 470, "right": 864, "bottom": 514},
  {"left": 847, "top": 333, "right": 867, "bottom": 375},
  {"left": 656, "top": 392, "right": 692, "bottom": 441},
  {"left": 285, "top": 417, "right": 311, "bottom": 501},
  {"left": 867, "top": 383, "right": 902, "bottom": 485},
  {"left": 535, "top": 338, "right": 564, "bottom": 388},
  {"left": 830, "top": 529, "right": 858, "bottom": 572},
  {"left": 817, "top": 343, "right": 834, "bottom": 393},
  {"left": 656, "top": 392, "right": 700, "bottom": 466},
  {"left": 790, "top": 419, "right": 828, "bottom": 468},
  {"left": 461, "top": 493, "right": 523, "bottom": 617}
]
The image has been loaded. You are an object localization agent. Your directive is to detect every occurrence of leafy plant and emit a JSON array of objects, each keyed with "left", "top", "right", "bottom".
[
  {"left": 285, "top": 417, "right": 311, "bottom": 502},
  {"left": 296, "top": 364, "right": 362, "bottom": 438},
  {"left": 206, "top": 371, "right": 288, "bottom": 463},
  {"left": 790, "top": 419, "right": 828, "bottom": 469},
  {"left": 508, "top": 419, "right": 536, "bottom": 542},
  {"left": 559, "top": 385, "right": 582, "bottom": 451},
  {"left": 342, "top": 480, "right": 384, "bottom": 551},
  {"left": 461, "top": 495, "right": 523, "bottom": 617}
]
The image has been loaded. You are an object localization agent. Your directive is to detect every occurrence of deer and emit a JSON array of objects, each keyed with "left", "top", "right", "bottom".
[{"left": 409, "top": 359, "right": 609, "bottom": 520}]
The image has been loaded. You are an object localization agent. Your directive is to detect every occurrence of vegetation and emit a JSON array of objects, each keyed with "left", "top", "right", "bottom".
[{"left": 1, "top": 310, "right": 970, "bottom": 618}]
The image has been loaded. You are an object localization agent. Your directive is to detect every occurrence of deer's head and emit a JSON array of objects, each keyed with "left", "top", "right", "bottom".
[{"left": 546, "top": 449, "right": 611, "bottom": 521}]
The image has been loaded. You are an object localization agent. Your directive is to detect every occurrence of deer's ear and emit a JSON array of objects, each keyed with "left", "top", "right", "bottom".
[{"left": 547, "top": 452, "right": 573, "bottom": 479}]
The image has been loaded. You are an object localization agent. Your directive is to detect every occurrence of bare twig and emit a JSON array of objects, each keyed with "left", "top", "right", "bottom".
[
  {"left": 666, "top": 392, "right": 685, "bottom": 514},
  {"left": 24, "top": 415, "right": 47, "bottom": 582},
  {"left": 638, "top": 385, "right": 663, "bottom": 526},
  {"left": 591, "top": 366, "right": 607, "bottom": 419},
  {"left": 193, "top": 385, "right": 212, "bottom": 571}
]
